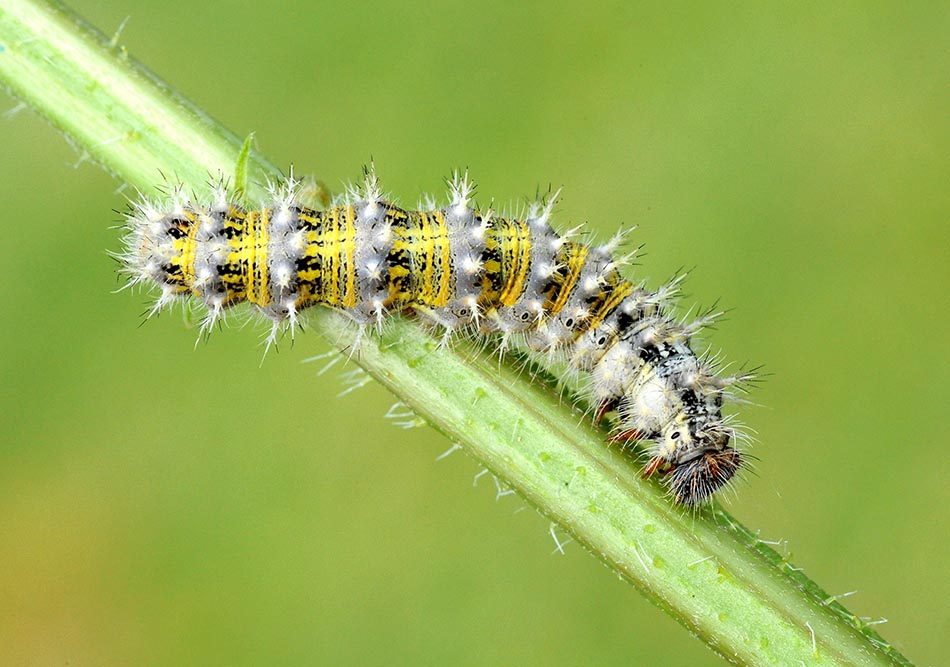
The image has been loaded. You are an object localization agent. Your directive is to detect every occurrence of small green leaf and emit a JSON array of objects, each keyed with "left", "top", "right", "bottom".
[{"left": 233, "top": 132, "right": 255, "bottom": 199}]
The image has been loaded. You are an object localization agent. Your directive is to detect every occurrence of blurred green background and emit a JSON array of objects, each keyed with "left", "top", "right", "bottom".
[{"left": 1, "top": 1, "right": 947, "bottom": 665}]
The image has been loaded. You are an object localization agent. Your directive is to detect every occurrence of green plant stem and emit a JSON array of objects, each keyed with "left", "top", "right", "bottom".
[{"left": 0, "top": 2, "right": 913, "bottom": 665}]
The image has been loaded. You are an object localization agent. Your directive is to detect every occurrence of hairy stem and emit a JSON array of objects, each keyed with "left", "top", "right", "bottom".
[{"left": 0, "top": 1, "right": 912, "bottom": 665}]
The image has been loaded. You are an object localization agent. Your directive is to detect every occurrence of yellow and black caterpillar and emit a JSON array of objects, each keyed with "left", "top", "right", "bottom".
[{"left": 121, "top": 169, "right": 751, "bottom": 504}]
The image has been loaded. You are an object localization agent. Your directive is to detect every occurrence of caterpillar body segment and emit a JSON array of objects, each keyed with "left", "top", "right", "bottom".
[{"left": 121, "top": 170, "right": 749, "bottom": 504}]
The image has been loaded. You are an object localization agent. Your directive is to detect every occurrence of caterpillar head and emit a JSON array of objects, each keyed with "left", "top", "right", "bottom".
[{"left": 665, "top": 443, "right": 742, "bottom": 505}]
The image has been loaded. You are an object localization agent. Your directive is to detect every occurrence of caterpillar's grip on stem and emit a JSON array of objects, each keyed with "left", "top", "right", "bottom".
[{"left": 122, "top": 168, "right": 751, "bottom": 504}]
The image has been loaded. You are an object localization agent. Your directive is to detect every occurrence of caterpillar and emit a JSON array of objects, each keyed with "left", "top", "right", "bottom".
[{"left": 119, "top": 168, "right": 752, "bottom": 505}]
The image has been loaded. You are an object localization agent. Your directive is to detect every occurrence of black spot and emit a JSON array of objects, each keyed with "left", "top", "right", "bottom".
[
  {"left": 165, "top": 220, "right": 189, "bottom": 239},
  {"left": 615, "top": 307, "right": 640, "bottom": 338},
  {"left": 638, "top": 344, "right": 662, "bottom": 365},
  {"left": 222, "top": 224, "right": 243, "bottom": 239}
]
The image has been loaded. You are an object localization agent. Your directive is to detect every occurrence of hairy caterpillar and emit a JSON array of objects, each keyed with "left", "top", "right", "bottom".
[{"left": 119, "top": 168, "right": 752, "bottom": 504}]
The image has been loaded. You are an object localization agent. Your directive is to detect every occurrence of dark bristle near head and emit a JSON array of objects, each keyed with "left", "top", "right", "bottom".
[{"left": 667, "top": 448, "right": 743, "bottom": 505}]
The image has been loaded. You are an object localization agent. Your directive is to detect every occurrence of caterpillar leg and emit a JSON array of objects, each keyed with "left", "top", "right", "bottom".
[
  {"left": 608, "top": 428, "right": 646, "bottom": 444},
  {"left": 594, "top": 398, "right": 617, "bottom": 425},
  {"left": 642, "top": 455, "right": 666, "bottom": 478}
]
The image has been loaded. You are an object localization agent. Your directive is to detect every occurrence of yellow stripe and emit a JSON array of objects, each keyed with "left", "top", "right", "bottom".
[
  {"left": 435, "top": 210, "right": 453, "bottom": 306},
  {"left": 385, "top": 206, "right": 411, "bottom": 305},
  {"left": 419, "top": 212, "right": 435, "bottom": 305},
  {"left": 222, "top": 210, "right": 248, "bottom": 302},
  {"left": 342, "top": 205, "right": 357, "bottom": 308},
  {"left": 181, "top": 211, "right": 198, "bottom": 295},
  {"left": 499, "top": 218, "right": 531, "bottom": 307},
  {"left": 548, "top": 242, "right": 588, "bottom": 315},
  {"left": 325, "top": 207, "right": 340, "bottom": 306},
  {"left": 247, "top": 209, "right": 270, "bottom": 307},
  {"left": 586, "top": 277, "right": 634, "bottom": 330}
]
